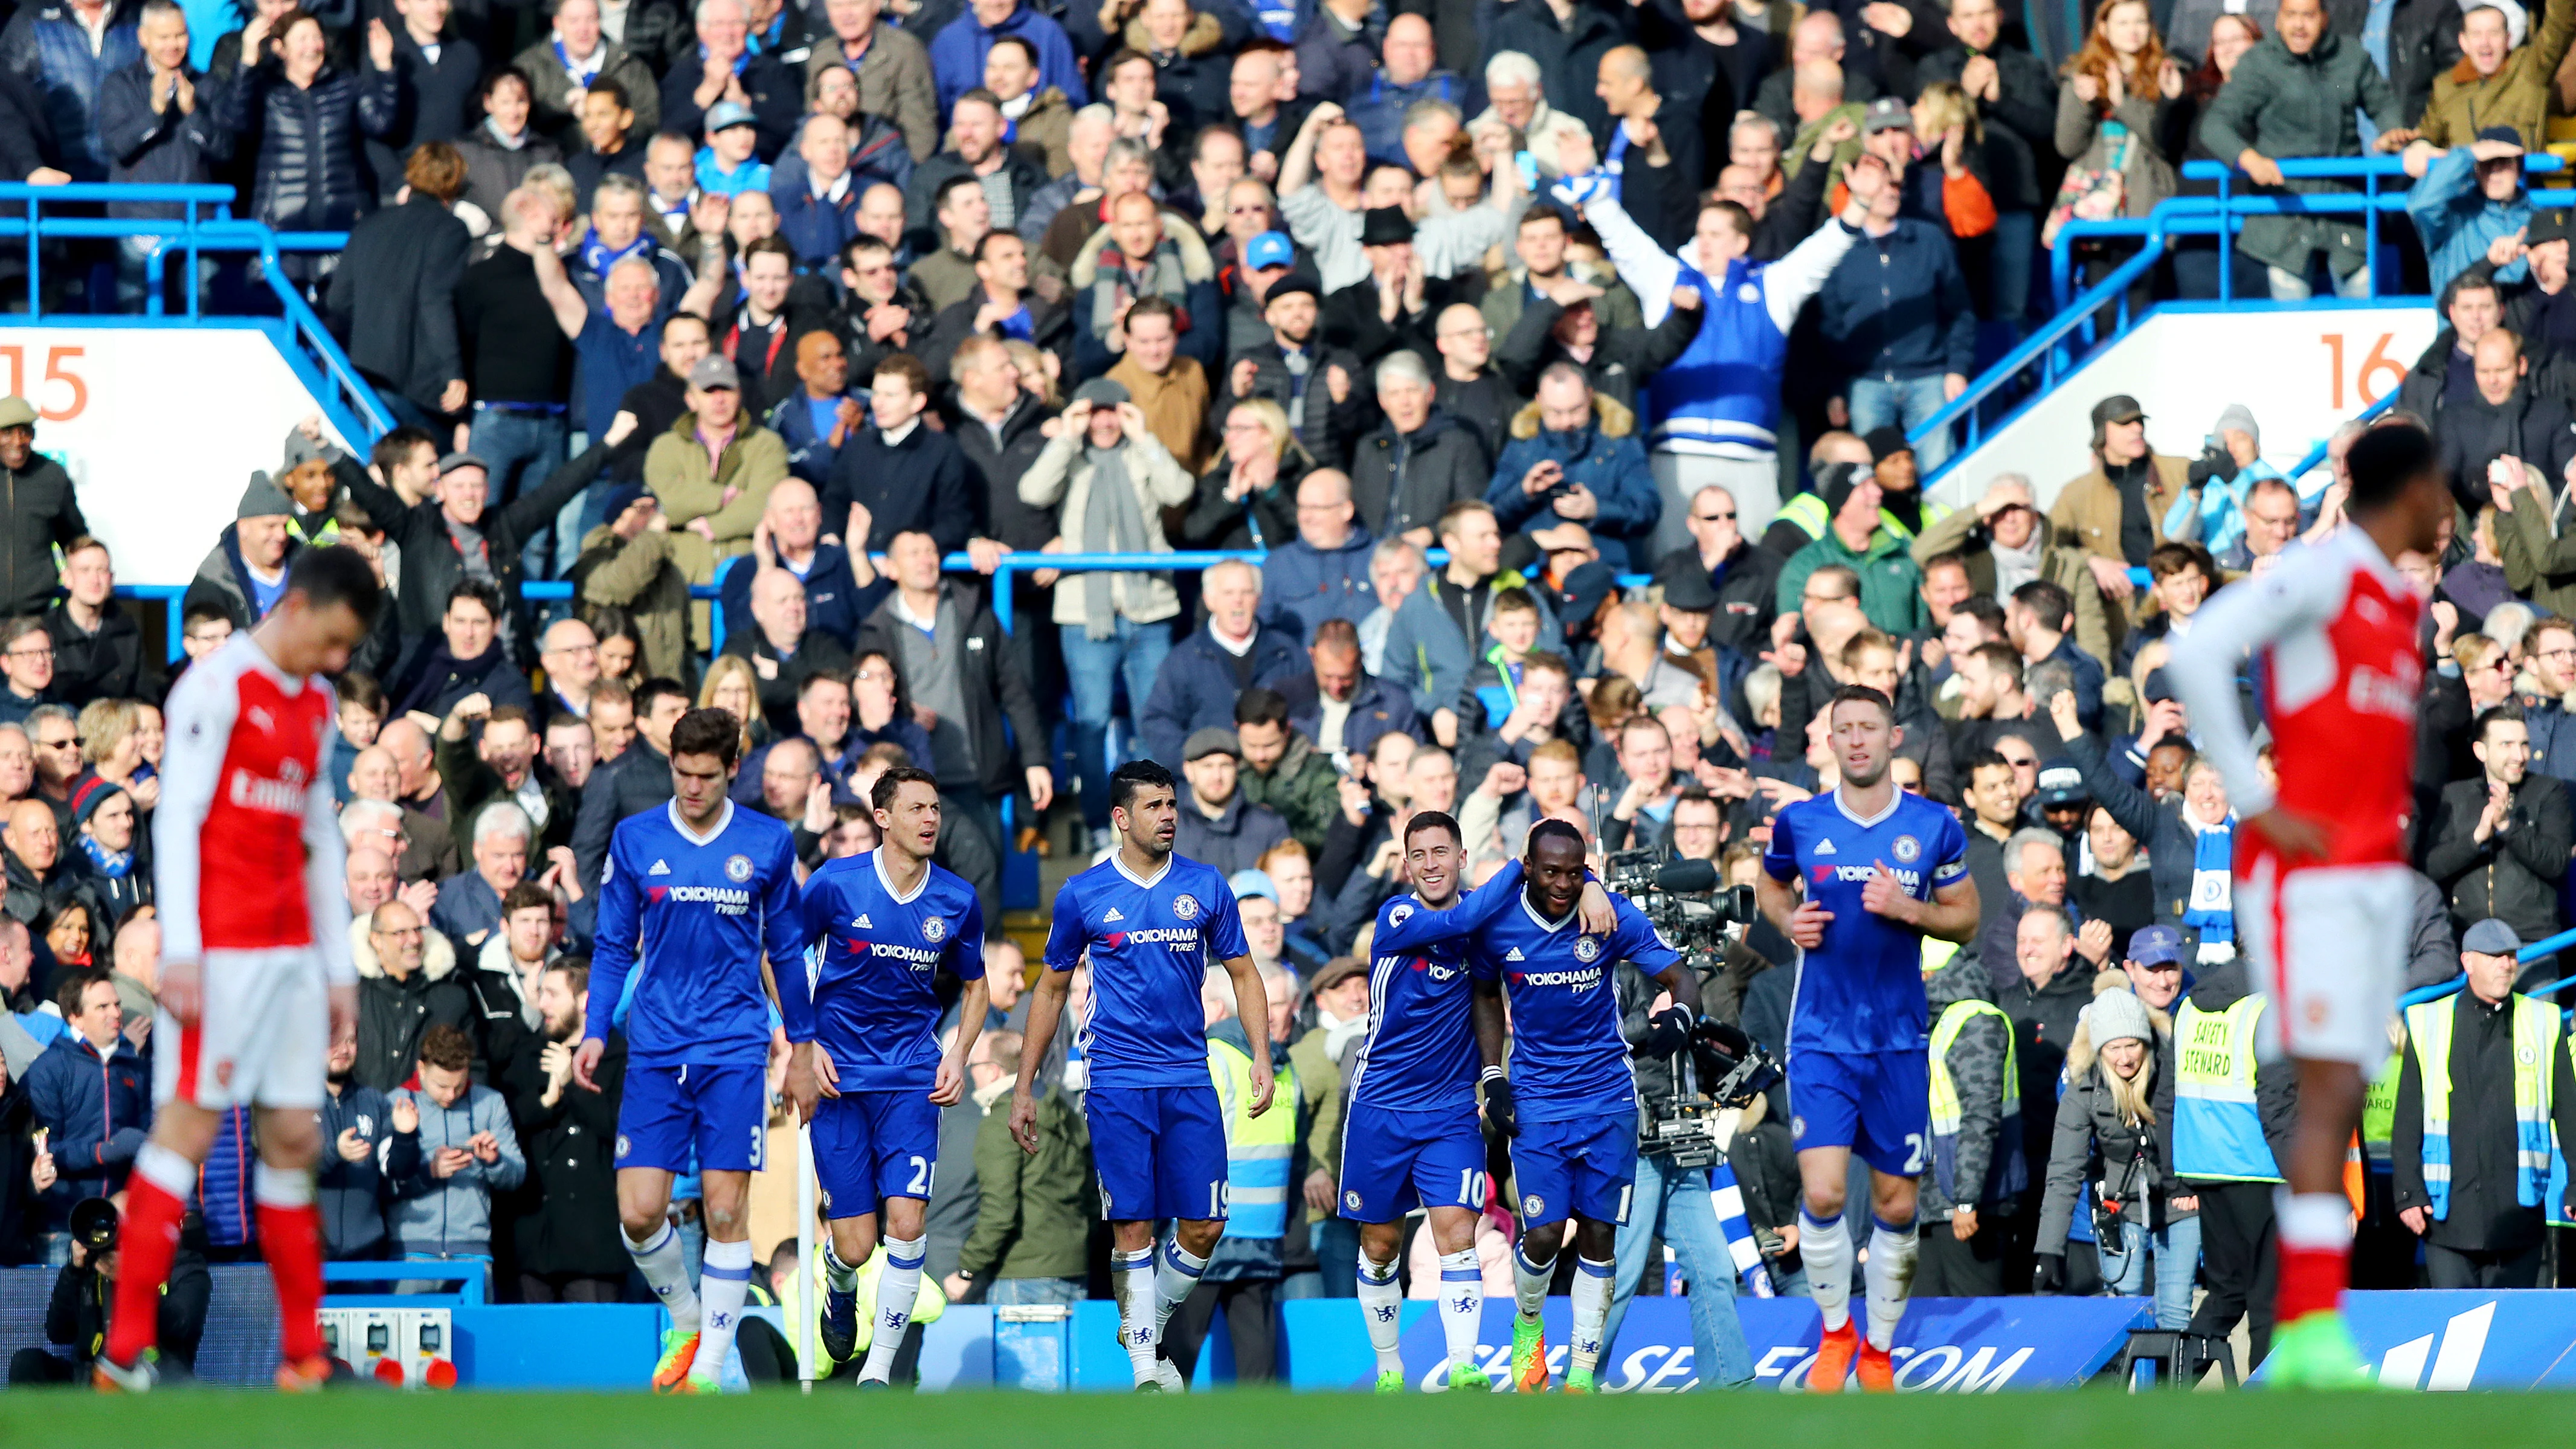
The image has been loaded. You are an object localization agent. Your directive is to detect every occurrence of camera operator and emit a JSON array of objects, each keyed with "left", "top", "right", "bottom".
[
  {"left": 1597, "top": 959, "right": 1759, "bottom": 1390},
  {"left": 7, "top": 1196, "right": 209, "bottom": 1384}
]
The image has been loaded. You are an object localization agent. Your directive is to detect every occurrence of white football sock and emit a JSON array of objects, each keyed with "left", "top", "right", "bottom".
[
  {"left": 1568, "top": 1256, "right": 1614, "bottom": 1375},
  {"left": 625, "top": 1221, "right": 701, "bottom": 1333},
  {"left": 822, "top": 1239, "right": 857, "bottom": 1293},
  {"left": 2275, "top": 1189, "right": 2356, "bottom": 1250},
  {"left": 1357, "top": 1251, "right": 1405, "bottom": 1374},
  {"left": 1862, "top": 1216, "right": 1918, "bottom": 1352},
  {"left": 1155, "top": 1237, "right": 1206, "bottom": 1336},
  {"left": 860, "top": 1235, "right": 925, "bottom": 1382},
  {"left": 1113, "top": 1247, "right": 1158, "bottom": 1383},
  {"left": 696, "top": 1237, "right": 755, "bottom": 1377},
  {"left": 1512, "top": 1242, "right": 1555, "bottom": 1322},
  {"left": 1800, "top": 1207, "right": 1853, "bottom": 1333},
  {"left": 1437, "top": 1249, "right": 1484, "bottom": 1372}
]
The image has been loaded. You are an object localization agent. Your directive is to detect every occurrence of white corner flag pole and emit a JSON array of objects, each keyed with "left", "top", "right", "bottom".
[{"left": 797, "top": 1119, "right": 817, "bottom": 1393}]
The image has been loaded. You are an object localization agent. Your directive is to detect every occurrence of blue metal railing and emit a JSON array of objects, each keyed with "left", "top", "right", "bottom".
[
  {"left": 2050, "top": 155, "right": 2575, "bottom": 310},
  {"left": 1918, "top": 152, "right": 2570, "bottom": 487},
  {"left": 0, "top": 182, "right": 390, "bottom": 440},
  {"left": 2400, "top": 924, "right": 2576, "bottom": 1008}
]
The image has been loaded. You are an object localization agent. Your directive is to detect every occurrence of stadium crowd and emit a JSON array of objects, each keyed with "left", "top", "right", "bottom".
[{"left": 4, "top": 0, "right": 2576, "bottom": 1386}]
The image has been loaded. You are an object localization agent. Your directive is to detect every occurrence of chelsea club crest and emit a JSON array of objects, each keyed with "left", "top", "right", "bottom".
[
  {"left": 1573, "top": 936, "right": 1601, "bottom": 962},
  {"left": 1172, "top": 893, "right": 1201, "bottom": 920},
  {"left": 724, "top": 853, "right": 753, "bottom": 882},
  {"left": 923, "top": 916, "right": 947, "bottom": 943},
  {"left": 1892, "top": 835, "right": 1921, "bottom": 864}
]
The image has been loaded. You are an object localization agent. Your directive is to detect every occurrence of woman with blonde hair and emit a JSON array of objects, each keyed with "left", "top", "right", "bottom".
[
  {"left": 77, "top": 698, "right": 159, "bottom": 811},
  {"left": 1179, "top": 397, "right": 1311, "bottom": 550},
  {"left": 1004, "top": 339, "right": 1062, "bottom": 408},
  {"left": 697, "top": 654, "right": 767, "bottom": 754},
  {"left": 2036, "top": 977, "right": 2195, "bottom": 1324}
]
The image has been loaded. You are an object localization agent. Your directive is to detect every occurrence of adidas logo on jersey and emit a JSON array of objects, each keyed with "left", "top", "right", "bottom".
[
  {"left": 1104, "top": 907, "right": 1125, "bottom": 922},
  {"left": 649, "top": 859, "right": 671, "bottom": 876},
  {"left": 1814, "top": 839, "right": 1837, "bottom": 855},
  {"left": 854, "top": 914, "right": 874, "bottom": 928},
  {"left": 1505, "top": 948, "right": 1525, "bottom": 961}
]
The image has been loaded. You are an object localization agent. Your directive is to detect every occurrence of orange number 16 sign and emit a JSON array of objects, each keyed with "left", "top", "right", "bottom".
[{"left": 2320, "top": 332, "right": 2407, "bottom": 411}]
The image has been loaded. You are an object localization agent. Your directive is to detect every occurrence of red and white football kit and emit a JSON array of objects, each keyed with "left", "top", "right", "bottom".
[
  {"left": 2166, "top": 527, "right": 2423, "bottom": 1070},
  {"left": 149, "top": 631, "right": 354, "bottom": 1110}
]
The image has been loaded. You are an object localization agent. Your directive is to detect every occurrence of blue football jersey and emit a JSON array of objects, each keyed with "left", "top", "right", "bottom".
[
  {"left": 1350, "top": 861, "right": 1531, "bottom": 1113},
  {"left": 1760, "top": 787, "right": 1970, "bottom": 1055},
  {"left": 793, "top": 849, "right": 986, "bottom": 1091},
  {"left": 1043, "top": 852, "right": 1250, "bottom": 1088},
  {"left": 588, "top": 800, "right": 806, "bottom": 1068},
  {"left": 1467, "top": 886, "right": 1680, "bottom": 1121}
]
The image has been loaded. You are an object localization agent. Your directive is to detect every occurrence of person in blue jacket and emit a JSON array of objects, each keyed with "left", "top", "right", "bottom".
[
  {"left": 21, "top": 969, "right": 150, "bottom": 1265},
  {"left": 927, "top": 0, "right": 1087, "bottom": 120},
  {"left": 1483, "top": 363, "right": 1660, "bottom": 572}
]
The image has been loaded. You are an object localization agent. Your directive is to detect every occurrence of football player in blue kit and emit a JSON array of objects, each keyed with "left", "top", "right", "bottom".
[
  {"left": 1342, "top": 812, "right": 1616, "bottom": 1393},
  {"left": 1013, "top": 760, "right": 1274, "bottom": 1392},
  {"left": 784, "top": 765, "right": 987, "bottom": 1387},
  {"left": 1754, "top": 685, "right": 1979, "bottom": 1393},
  {"left": 573, "top": 708, "right": 805, "bottom": 1393},
  {"left": 1467, "top": 820, "right": 1702, "bottom": 1395}
]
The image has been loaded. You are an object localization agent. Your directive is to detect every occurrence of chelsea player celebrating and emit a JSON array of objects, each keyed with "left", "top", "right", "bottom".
[
  {"left": 1014, "top": 760, "right": 1274, "bottom": 1392},
  {"left": 1469, "top": 820, "right": 1701, "bottom": 1395},
  {"left": 1754, "top": 685, "right": 1978, "bottom": 1393},
  {"left": 786, "top": 765, "right": 988, "bottom": 1387},
  {"left": 1351, "top": 815, "right": 1618, "bottom": 1392},
  {"left": 575, "top": 708, "right": 805, "bottom": 1393}
]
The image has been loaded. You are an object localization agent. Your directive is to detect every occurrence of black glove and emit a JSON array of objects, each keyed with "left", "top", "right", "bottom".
[
  {"left": 2185, "top": 442, "right": 2240, "bottom": 489},
  {"left": 1638, "top": 1005, "right": 1695, "bottom": 1058},
  {"left": 2032, "top": 1253, "right": 2064, "bottom": 1295},
  {"left": 1481, "top": 1074, "right": 1521, "bottom": 1139}
]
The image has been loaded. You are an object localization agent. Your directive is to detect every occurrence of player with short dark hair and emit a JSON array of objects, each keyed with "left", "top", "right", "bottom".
[
  {"left": 2164, "top": 419, "right": 2453, "bottom": 1384},
  {"left": 786, "top": 763, "right": 988, "bottom": 1386},
  {"left": 1754, "top": 683, "right": 1979, "bottom": 1392},
  {"left": 98, "top": 544, "right": 381, "bottom": 1393},
  {"left": 1459, "top": 819, "right": 1698, "bottom": 1394},
  {"left": 1012, "top": 759, "right": 1270, "bottom": 1391},
  {"left": 1342, "top": 813, "right": 1617, "bottom": 1391},
  {"left": 573, "top": 705, "right": 803, "bottom": 1393}
]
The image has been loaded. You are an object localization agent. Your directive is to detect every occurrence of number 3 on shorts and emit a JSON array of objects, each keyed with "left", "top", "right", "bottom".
[{"left": 1903, "top": 1133, "right": 1925, "bottom": 1173}]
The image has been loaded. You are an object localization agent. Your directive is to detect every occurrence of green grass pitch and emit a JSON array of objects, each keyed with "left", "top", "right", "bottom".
[{"left": 7, "top": 1387, "right": 2571, "bottom": 1447}]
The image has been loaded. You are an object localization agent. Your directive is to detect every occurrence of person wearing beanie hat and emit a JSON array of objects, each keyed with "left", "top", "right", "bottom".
[
  {"left": 2389, "top": 916, "right": 2576, "bottom": 1293},
  {"left": 179, "top": 472, "right": 304, "bottom": 632},
  {"left": 1227, "top": 265, "right": 1367, "bottom": 472},
  {"left": 2159, "top": 402, "right": 2293, "bottom": 561},
  {"left": 1773, "top": 460, "right": 1928, "bottom": 636},
  {"left": 2033, "top": 973, "right": 2191, "bottom": 1321},
  {"left": 66, "top": 777, "right": 145, "bottom": 927}
]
